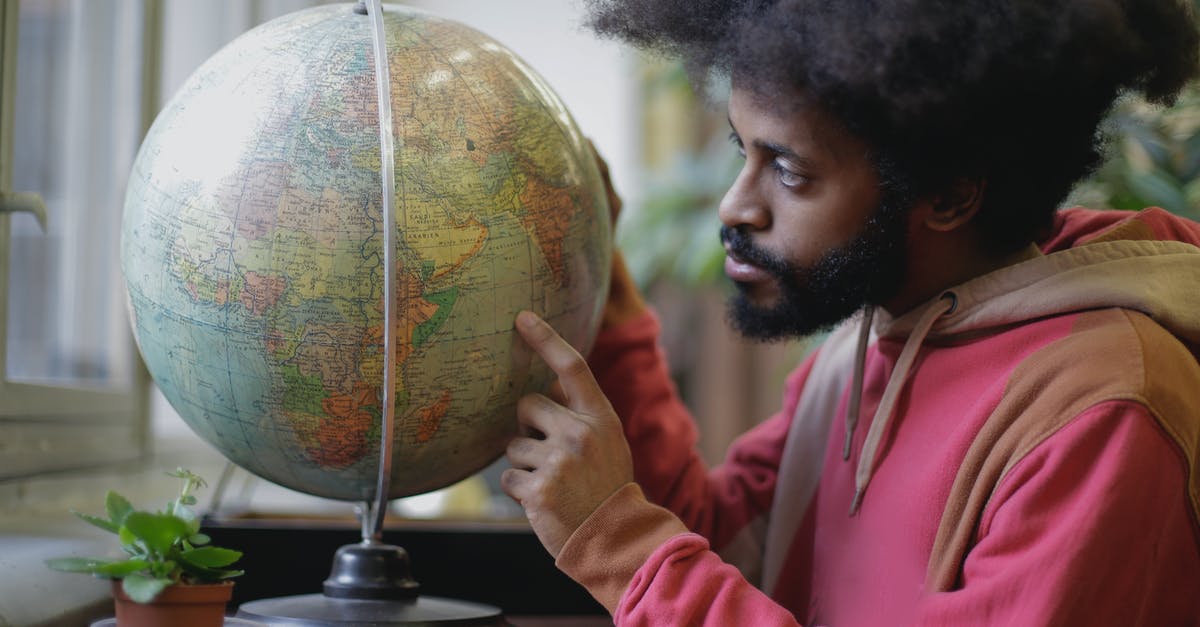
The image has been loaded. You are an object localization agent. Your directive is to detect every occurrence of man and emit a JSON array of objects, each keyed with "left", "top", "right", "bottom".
[{"left": 501, "top": 0, "right": 1200, "bottom": 624}]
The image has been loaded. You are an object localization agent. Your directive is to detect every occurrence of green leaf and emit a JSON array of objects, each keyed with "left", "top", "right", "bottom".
[
  {"left": 122, "top": 573, "right": 172, "bottom": 604},
  {"left": 105, "top": 491, "right": 134, "bottom": 526},
  {"left": 45, "top": 557, "right": 115, "bottom": 574},
  {"left": 177, "top": 559, "right": 244, "bottom": 582},
  {"left": 215, "top": 569, "right": 243, "bottom": 580},
  {"left": 153, "top": 560, "right": 177, "bottom": 579},
  {"left": 179, "top": 546, "right": 241, "bottom": 569},
  {"left": 118, "top": 525, "right": 138, "bottom": 548},
  {"left": 188, "top": 533, "right": 211, "bottom": 546},
  {"left": 179, "top": 495, "right": 198, "bottom": 506},
  {"left": 72, "top": 511, "right": 118, "bottom": 534},
  {"left": 121, "top": 512, "right": 190, "bottom": 557},
  {"left": 90, "top": 559, "right": 151, "bottom": 578}
]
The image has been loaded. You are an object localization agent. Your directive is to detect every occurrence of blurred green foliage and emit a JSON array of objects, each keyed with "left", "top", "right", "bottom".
[
  {"left": 618, "top": 128, "right": 739, "bottom": 290},
  {"left": 617, "top": 61, "right": 737, "bottom": 290},
  {"left": 1068, "top": 85, "right": 1200, "bottom": 221}
]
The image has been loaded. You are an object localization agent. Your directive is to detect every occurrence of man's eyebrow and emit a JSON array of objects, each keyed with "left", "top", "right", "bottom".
[
  {"left": 755, "top": 139, "right": 803, "bottom": 161},
  {"left": 757, "top": 139, "right": 820, "bottom": 173},
  {"left": 728, "top": 115, "right": 818, "bottom": 167}
]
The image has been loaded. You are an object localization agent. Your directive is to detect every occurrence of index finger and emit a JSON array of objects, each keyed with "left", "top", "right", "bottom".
[{"left": 515, "top": 310, "right": 611, "bottom": 417}]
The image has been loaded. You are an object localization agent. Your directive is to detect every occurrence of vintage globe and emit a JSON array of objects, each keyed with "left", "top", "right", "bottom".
[{"left": 121, "top": 4, "right": 611, "bottom": 501}]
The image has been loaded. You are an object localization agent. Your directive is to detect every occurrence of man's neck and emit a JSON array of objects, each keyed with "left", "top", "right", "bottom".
[{"left": 882, "top": 240, "right": 1041, "bottom": 318}]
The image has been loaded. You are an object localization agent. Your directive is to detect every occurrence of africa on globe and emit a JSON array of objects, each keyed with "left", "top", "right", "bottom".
[{"left": 121, "top": 4, "right": 612, "bottom": 501}]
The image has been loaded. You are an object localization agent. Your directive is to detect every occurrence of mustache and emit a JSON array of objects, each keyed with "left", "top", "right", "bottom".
[{"left": 720, "top": 225, "right": 792, "bottom": 274}]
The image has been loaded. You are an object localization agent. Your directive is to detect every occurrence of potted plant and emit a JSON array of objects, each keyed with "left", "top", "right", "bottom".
[{"left": 45, "top": 468, "right": 244, "bottom": 627}]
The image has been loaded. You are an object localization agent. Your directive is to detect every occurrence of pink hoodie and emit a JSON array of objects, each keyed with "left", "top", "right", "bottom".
[{"left": 560, "top": 207, "right": 1200, "bottom": 626}]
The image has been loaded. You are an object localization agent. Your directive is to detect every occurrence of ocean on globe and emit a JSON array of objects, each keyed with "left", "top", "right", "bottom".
[{"left": 121, "top": 4, "right": 612, "bottom": 501}]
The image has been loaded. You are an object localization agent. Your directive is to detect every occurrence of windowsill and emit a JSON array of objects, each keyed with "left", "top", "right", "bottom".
[
  {"left": 0, "top": 517, "right": 113, "bottom": 626},
  {"left": 0, "top": 438, "right": 229, "bottom": 627},
  {"left": 0, "top": 433, "right": 524, "bottom": 626}
]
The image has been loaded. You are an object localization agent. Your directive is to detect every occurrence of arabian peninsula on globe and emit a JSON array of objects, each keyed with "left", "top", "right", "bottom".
[{"left": 121, "top": 4, "right": 612, "bottom": 501}]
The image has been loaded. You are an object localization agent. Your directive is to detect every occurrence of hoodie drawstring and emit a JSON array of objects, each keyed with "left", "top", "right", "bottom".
[
  {"left": 843, "top": 306, "right": 875, "bottom": 460},
  {"left": 848, "top": 294, "right": 956, "bottom": 516}
]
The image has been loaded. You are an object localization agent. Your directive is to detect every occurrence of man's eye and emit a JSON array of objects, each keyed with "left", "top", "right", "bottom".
[
  {"left": 728, "top": 132, "right": 746, "bottom": 158},
  {"left": 771, "top": 159, "right": 807, "bottom": 188}
]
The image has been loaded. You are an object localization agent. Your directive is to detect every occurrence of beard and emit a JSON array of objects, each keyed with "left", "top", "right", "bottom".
[{"left": 722, "top": 197, "right": 909, "bottom": 341}]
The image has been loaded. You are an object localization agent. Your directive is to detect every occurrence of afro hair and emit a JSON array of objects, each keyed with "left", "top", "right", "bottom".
[{"left": 586, "top": 0, "right": 1200, "bottom": 253}]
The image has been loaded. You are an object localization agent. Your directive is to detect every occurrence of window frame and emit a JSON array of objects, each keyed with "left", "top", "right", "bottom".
[{"left": 0, "top": 0, "right": 162, "bottom": 480}]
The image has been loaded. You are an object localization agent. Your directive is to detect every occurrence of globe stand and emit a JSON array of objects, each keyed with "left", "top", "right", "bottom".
[
  {"left": 238, "top": 2, "right": 508, "bottom": 623},
  {"left": 236, "top": 540, "right": 505, "bottom": 626}
]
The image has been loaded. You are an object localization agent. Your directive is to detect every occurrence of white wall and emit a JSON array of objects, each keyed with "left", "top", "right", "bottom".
[{"left": 401, "top": 0, "right": 640, "bottom": 202}]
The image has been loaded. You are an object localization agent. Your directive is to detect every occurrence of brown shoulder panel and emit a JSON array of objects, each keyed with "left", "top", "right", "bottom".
[
  {"left": 1129, "top": 312, "right": 1200, "bottom": 524},
  {"left": 925, "top": 309, "right": 1200, "bottom": 591}
]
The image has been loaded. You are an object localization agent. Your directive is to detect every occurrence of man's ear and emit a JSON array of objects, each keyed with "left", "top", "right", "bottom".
[{"left": 924, "top": 178, "right": 986, "bottom": 232}]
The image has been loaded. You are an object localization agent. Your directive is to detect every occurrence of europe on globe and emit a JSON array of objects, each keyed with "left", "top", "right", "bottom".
[{"left": 121, "top": 4, "right": 612, "bottom": 501}]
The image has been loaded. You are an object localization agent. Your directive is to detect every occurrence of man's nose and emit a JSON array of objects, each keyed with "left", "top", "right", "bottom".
[{"left": 717, "top": 165, "right": 770, "bottom": 231}]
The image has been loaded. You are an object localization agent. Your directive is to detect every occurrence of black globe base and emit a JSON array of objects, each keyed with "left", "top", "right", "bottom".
[
  {"left": 236, "top": 594, "right": 505, "bottom": 626},
  {"left": 236, "top": 542, "right": 506, "bottom": 626}
]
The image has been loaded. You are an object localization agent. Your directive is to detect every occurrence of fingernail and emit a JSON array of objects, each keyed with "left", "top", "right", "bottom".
[{"left": 517, "top": 311, "right": 538, "bottom": 330}]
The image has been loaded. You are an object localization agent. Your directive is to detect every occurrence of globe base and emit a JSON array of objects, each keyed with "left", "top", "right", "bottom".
[
  {"left": 236, "top": 541, "right": 505, "bottom": 625},
  {"left": 321, "top": 542, "right": 421, "bottom": 600},
  {"left": 237, "top": 593, "right": 505, "bottom": 626}
]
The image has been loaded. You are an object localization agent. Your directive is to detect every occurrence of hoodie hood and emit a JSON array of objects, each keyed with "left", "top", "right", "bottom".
[
  {"left": 845, "top": 207, "right": 1200, "bottom": 515},
  {"left": 876, "top": 207, "right": 1200, "bottom": 345}
]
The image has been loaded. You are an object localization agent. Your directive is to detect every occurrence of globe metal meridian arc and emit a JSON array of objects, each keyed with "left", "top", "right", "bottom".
[{"left": 121, "top": 4, "right": 612, "bottom": 502}]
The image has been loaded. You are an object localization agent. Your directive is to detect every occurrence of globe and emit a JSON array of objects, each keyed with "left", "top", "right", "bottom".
[{"left": 121, "top": 3, "right": 612, "bottom": 501}]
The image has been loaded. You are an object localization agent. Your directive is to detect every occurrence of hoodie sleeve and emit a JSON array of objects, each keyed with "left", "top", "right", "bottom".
[
  {"left": 914, "top": 399, "right": 1200, "bottom": 625},
  {"left": 570, "top": 309, "right": 820, "bottom": 623},
  {"left": 556, "top": 481, "right": 805, "bottom": 626},
  {"left": 587, "top": 309, "right": 813, "bottom": 549}
]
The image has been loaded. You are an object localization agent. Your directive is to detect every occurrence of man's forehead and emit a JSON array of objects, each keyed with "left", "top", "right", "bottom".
[{"left": 728, "top": 86, "right": 867, "bottom": 163}]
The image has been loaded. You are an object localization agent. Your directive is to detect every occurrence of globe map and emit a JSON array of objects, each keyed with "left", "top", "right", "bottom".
[{"left": 121, "top": 4, "right": 611, "bottom": 501}]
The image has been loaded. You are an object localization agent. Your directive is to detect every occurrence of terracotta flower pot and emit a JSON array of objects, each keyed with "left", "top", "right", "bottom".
[{"left": 111, "top": 580, "right": 233, "bottom": 627}]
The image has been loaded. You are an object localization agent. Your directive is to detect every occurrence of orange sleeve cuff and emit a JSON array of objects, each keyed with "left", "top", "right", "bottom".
[{"left": 554, "top": 482, "right": 690, "bottom": 615}]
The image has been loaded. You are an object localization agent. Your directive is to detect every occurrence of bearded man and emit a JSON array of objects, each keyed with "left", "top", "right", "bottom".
[{"left": 501, "top": 1, "right": 1200, "bottom": 624}]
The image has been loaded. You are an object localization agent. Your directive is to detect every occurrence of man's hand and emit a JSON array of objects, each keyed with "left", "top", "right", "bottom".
[{"left": 501, "top": 310, "right": 635, "bottom": 558}]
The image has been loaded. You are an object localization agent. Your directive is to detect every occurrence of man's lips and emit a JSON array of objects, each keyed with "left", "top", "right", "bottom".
[{"left": 724, "top": 246, "right": 771, "bottom": 283}]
